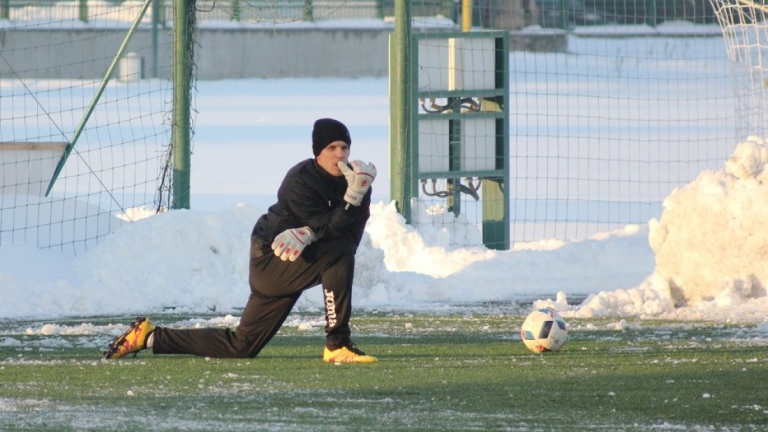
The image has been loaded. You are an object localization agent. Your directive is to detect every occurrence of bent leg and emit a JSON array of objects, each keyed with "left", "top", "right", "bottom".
[
  {"left": 251, "top": 239, "right": 358, "bottom": 349},
  {"left": 314, "top": 242, "right": 356, "bottom": 349}
]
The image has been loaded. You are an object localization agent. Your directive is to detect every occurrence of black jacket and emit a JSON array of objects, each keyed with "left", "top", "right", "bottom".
[{"left": 251, "top": 159, "right": 371, "bottom": 251}]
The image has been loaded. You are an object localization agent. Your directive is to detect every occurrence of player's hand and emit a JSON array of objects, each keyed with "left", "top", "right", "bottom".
[
  {"left": 338, "top": 160, "right": 376, "bottom": 207},
  {"left": 271, "top": 227, "right": 316, "bottom": 261}
]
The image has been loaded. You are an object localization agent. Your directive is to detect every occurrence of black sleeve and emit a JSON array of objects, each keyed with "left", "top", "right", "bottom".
[
  {"left": 327, "top": 188, "right": 371, "bottom": 246},
  {"left": 279, "top": 174, "right": 369, "bottom": 242}
]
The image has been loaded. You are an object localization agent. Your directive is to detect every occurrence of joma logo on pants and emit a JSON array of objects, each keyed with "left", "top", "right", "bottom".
[{"left": 324, "top": 289, "right": 337, "bottom": 327}]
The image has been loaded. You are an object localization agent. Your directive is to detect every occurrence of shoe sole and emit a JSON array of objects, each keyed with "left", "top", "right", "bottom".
[
  {"left": 324, "top": 358, "right": 378, "bottom": 363},
  {"left": 323, "top": 352, "right": 378, "bottom": 363},
  {"left": 103, "top": 317, "right": 147, "bottom": 359}
]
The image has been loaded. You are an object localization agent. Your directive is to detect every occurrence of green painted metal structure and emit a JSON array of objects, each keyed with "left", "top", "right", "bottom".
[
  {"left": 389, "top": 0, "right": 415, "bottom": 225},
  {"left": 390, "top": 17, "right": 510, "bottom": 250},
  {"left": 172, "top": 0, "right": 192, "bottom": 210},
  {"left": 44, "top": 0, "right": 155, "bottom": 198}
]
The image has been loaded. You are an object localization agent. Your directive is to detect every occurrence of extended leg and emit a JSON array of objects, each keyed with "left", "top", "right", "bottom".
[{"left": 152, "top": 291, "right": 300, "bottom": 358}]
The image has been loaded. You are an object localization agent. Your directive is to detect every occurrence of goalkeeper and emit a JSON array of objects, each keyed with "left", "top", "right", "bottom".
[{"left": 105, "top": 118, "right": 378, "bottom": 363}]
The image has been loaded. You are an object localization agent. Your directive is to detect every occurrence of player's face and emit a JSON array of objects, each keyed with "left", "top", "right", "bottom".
[{"left": 316, "top": 140, "right": 350, "bottom": 177}]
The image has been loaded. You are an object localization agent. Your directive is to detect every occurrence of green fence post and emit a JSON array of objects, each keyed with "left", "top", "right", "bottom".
[
  {"left": 79, "top": 0, "right": 88, "bottom": 22},
  {"left": 172, "top": 0, "right": 192, "bottom": 209},
  {"left": 160, "top": 0, "right": 167, "bottom": 27},
  {"left": 304, "top": 0, "right": 314, "bottom": 21},
  {"left": 232, "top": 0, "right": 242, "bottom": 21},
  {"left": 151, "top": 0, "right": 159, "bottom": 77},
  {"left": 479, "top": 35, "right": 510, "bottom": 250},
  {"left": 646, "top": 0, "right": 657, "bottom": 27},
  {"left": 481, "top": 177, "right": 509, "bottom": 249},
  {"left": 560, "top": 0, "right": 569, "bottom": 29},
  {"left": 390, "top": 0, "right": 413, "bottom": 222},
  {"left": 1, "top": 0, "right": 9, "bottom": 20}
]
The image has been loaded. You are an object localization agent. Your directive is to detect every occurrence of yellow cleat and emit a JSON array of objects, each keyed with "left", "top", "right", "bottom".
[
  {"left": 323, "top": 343, "right": 378, "bottom": 363},
  {"left": 104, "top": 317, "right": 156, "bottom": 359}
]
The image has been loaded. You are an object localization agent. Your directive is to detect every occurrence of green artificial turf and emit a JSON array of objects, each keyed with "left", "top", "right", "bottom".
[{"left": 0, "top": 312, "right": 766, "bottom": 431}]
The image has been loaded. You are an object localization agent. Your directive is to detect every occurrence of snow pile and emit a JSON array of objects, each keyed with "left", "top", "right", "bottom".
[
  {"left": 364, "top": 201, "right": 494, "bottom": 277},
  {"left": 648, "top": 136, "right": 768, "bottom": 306},
  {"left": 532, "top": 137, "right": 768, "bottom": 321}
]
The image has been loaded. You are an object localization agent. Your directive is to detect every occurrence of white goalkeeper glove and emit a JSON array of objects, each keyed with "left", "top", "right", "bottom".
[
  {"left": 271, "top": 227, "right": 317, "bottom": 262},
  {"left": 338, "top": 160, "right": 377, "bottom": 207}
]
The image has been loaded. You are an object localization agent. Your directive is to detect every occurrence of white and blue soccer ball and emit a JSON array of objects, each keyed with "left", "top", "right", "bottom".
[{"left": 520, "top": 307, "right": 568, "bottom": 353}]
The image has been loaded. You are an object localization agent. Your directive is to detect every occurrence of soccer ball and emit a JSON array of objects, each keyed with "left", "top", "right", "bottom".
[{"left": 520, "top": 307, "right": 568, "bottom": 353}]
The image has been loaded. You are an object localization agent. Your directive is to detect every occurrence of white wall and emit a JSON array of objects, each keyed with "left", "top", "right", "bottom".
[{"left": 0, "top": 27, "right": 392, "bottom": 79}]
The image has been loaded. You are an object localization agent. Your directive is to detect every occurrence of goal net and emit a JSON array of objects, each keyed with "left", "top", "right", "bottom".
[
  {"left": 0, "top": 0, "right": 175, "bottom": 253},
  {"left": 710, "top": 0, "right": 768, "bottom": 137}
]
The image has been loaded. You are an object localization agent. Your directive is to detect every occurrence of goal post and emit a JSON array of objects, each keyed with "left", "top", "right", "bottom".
[
  {"left": 0, "top": 0, "right": 183, "bottom": 252},
  {"left": 172, "top": 0, "right": 194, "bottom": 210},
  {"left": 710, "top": 0, "right": 768, "bottom": 138}
]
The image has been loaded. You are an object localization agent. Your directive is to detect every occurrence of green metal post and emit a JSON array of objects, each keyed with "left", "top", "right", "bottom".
[
  {"left": 560, "top": 0, "right": 569, "bottom": 29},
  {"left": 646, "top": 0, "right": 657, "bottom": 27},
  {"left": 45, "top": 0, "right": 154, "bottom": 196},
  {"left": 232, "top": 0, "right": 242, "bottom": 21},
  {"left": 172, "top": 0, "right": 192, "bottom": 209},
  {"left": 1, "top": 0, "right": 9, "bottom": 20},
  {"left": 481, "top": 176, "right": 508, "bottom": 249},
  {"left": 481, "top": 36, "right": 510, "bottom": 250},
  {"left": 448, "top": 115, "right": 461, "bottom": 216},
  {"left": 79, "top": 0, "right": 88, "bottom": 23},
  {"left": 304, "top": 0, "right": 313, "bottom": 21},
  {"left": 160, "top": 0, "right": 167, "bottom": 27},
  {"left": 151, "top": 0, "right": 159, "bottom": 77},
  {"left": 390, "top": 0, "right": 413, "bottom": 222}
]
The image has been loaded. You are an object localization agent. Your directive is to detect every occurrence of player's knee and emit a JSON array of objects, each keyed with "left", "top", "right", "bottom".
[
  {"left": 232, "top": 345, "right": 260, "bottom": 358},
  {"left": 231, "top": 332, "right": 262, "bottom": 358}
]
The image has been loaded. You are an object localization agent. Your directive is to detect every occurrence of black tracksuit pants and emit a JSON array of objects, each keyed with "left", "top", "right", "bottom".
[{"left": 152, "top": 238, "right": 356, "bottom": 358}]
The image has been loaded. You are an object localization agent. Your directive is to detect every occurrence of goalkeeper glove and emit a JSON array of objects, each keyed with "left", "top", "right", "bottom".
[
  {"left": 338, "top": 160, "right": 376, "bottom": 207},
  {"left": 271, "top": 227, "right": 316, "bottom": 262}
]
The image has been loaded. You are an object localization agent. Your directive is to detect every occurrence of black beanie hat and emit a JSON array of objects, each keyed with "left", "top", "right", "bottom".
[{"left": 312, "top": 118, "right": 351, "bottom": 156}]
